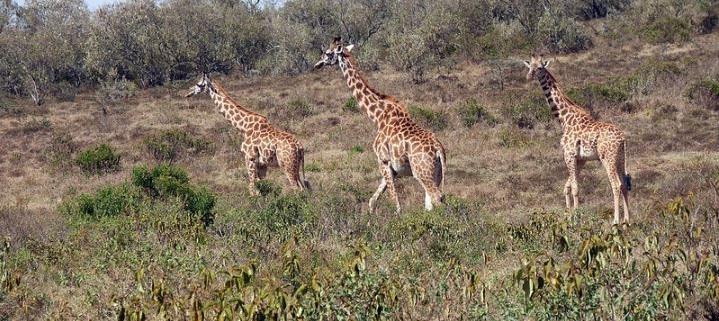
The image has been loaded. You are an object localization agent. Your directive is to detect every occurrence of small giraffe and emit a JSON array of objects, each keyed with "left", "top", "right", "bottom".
[
  {"left": 524, "top": 55, "right": 631, "bottom": 225},
  {"left": 314, "top": 37, "right": 446, "bottom": 214},
  {"left": 185, "top": 74, "right": 309, "bottom": 194}
]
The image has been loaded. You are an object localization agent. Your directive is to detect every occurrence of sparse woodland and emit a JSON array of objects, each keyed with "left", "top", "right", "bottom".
[{"left": 2, "top": 0, "right": 719, "bottom": 319}]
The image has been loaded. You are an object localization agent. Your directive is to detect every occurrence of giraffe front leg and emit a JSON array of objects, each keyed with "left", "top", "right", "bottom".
[
  {"left": 245, "top": 157, "right": 261, "bottom": 196},
  {"left": 369, "top": 161, "right": 400, "bottom": 214},
  {"left": 368, "top": 178, "right": 387, "bottom": 214},
  {"left": 563, "top": 154, "right": 582, "bottom": 213}
]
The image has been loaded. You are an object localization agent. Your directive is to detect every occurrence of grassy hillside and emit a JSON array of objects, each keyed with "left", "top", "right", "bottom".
[{"left": 2, "top": 28, "right": 719, "bottom": 320}]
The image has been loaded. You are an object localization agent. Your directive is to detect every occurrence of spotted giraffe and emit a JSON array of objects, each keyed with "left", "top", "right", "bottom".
[
  {"left": 524, "top": 55, "right": 631, "bottom": 225},
  {"left": 314, "top": 37, "right": 446, "bottom": 214},
  {"left": 186, "top": 74, "right": 309, "bottom": 194}
]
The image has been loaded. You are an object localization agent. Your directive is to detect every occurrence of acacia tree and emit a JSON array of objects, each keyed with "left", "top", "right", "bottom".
[
  {"left": 85, "top": 0, "right": 169, "bottom": 88},
  {"left": 2, "top": 0, "right": 89, "bottom": 104}
]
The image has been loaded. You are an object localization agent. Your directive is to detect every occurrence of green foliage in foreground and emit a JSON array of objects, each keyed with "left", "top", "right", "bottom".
[{"left": 5, "top": 187, "right": 719, "bottom": 319}]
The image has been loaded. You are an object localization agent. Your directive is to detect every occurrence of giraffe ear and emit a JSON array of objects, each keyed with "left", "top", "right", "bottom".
[
  {"left": 542, "top": 59, "right": 552, "bottom": 68},
  {"left": 345, "top": 44, "right": 354, "bottom": 52},
  {"left": 523, "top": 60, "right": 531, "bottom": 68}
]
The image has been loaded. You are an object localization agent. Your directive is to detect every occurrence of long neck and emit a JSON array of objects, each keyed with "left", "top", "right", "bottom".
[
  {"left": 338, "top": 55, "right": 392, "bottom": 125},
  {"left": 208, "top": 81, "right": 266, "bottom": 133},
  {"left": 536, "top": 68, "right": 590, "bottom": 130}
]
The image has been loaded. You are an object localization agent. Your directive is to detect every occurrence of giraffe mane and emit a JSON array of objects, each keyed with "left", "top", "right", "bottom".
[
  {"left": 345, "top": 52, "right": 398, "bottom": 103},
  {"left": 211, "top": 78, "right": 267, "bottom": 119},
  {"left": 540, "top": 66, "right": 592, "bottom": 117}
]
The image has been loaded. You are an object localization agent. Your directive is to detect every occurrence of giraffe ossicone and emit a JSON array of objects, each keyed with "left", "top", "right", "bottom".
[
  {"left": 185, "top": 74, "right": 309, "bottom": 195},
  {"left": 315, "top": 37, "right": 446, "bottom": 214},
  {"left": 525, "top": 55, "right": 631, "bottom": 225}
]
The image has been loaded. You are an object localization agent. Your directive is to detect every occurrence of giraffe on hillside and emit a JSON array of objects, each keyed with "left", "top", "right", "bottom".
[
  {"left": 185, "top": 74, "right": 309, "bottom": 195},
  {"left": 524, "top": 55, "right": 631, "bottom": 225},
  {"left": 314, "top": 37, "right": 446, "bottom": 214}
]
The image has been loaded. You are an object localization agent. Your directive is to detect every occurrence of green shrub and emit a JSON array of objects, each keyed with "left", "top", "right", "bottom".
[
  {"left": 566, "top": 82, "right": 630, "bottom": 108},
  {"left": 132, "top": 164, "right": 190, "bottom": 198},
  {"left": 259, "top": 193, "right": 315, "bottom": 234},
  {"left": 255, "top": 180, "right": 282, "bottom": 197},
  {"left": 75, "top": 143, "right": 121, "bottom": 175},
  {"left": 502, "top": 97, "right": 552, "bottom": 129},
  {"left": 143, "top": 129, "right": 214, "bottom": 164},
  {"left": 686, "top": 78, "right": 719, "bottom": 111},
  {"left": 537, "top": 11, "right": 593, "bottom": 53},
  {"left": 131, "top": 164, "right": 215, "bottom": 225},
  {"left": 641, "top": 16, "right": 693, "bottom": 44},
  {"left": 408, "top": 105, "right": 448, "bottom": 131},
  {"left": 287, "top": 99, "right": 313, "bottom": 118},
  {"left": 455, "top": 99, "right": 497, "bottom": 127},
  {"left": 342, "top": 96, "right": 360, "bottom": 113},
  {"left": 70, "top": 184, "right": 137, "bottom": 218}
]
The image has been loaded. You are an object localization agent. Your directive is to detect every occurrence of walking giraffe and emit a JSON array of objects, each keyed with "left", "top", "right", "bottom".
[
  {"left": 185, "top": 74, "right": 309, "bottom": 195},
  {"left": 314, "top": 37, "right": 446, "bottom": 214},
  {"left": 524, "top": 55, "right": 631, "bottom": 225}
]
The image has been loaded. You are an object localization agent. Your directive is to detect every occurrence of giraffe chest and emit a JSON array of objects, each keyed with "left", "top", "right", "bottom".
[{"left": 565, "top": 136, "right": 600, "bottom": 160}]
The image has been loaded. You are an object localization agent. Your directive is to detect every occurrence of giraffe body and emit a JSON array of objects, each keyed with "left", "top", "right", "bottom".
[
  {"left": 524, "top": 56, "right": 631, "bottom": 225},
  {"left": 315, "top": 38, "right": 446, "bottom": 214},
  {"left": 186, "top": 74, "right": 309, "bottom": 194}
]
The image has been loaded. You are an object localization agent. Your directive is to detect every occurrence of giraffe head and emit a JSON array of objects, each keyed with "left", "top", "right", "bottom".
[
  {"left": 314, "top": 37, "right": 354, "bottom": 69},
  {"left": 523, "top": 55, "right": 551, "bottom": 80},
  {"left": 185, "top": 74, "right": 213, "bottom": 97}
]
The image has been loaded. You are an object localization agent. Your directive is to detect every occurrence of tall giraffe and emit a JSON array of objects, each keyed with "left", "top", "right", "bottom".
[
  {"left": 524, "top": 55, "right": 631, "bottom": 225},
  {"left": 314, "top": 37, "right": 446, "bottom": 214},
  {"left": 185, "top": 74, "right": 309, "bottom": 194}
]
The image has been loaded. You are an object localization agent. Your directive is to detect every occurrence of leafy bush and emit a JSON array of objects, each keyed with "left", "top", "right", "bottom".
[
  {"left": 74, "top": 143, "right": 121, "bottom": 175},
  {"left": 71, "top": 184, "right": 137, "bottom": 218},
  {"left": 686, "top": 78, "right": 719, "bottom": 111},
  {"left": 143, "top": 129, "right": 214, "bottom": 164},
  {"left": 408, "top": 105, "right": 448, "bottom": 131},
  {"left": 131, "top": 164, "right": 215, "bottom": 225},
  {"left": 502, "top": 97, "right": 552, "bottom": 129},
  {"left": 537, "top": 11, "right": 592, "bottom": 53},
  {"left": 259, "top": 193, "right": 315, "bottom": 234},
  {"left": 455, "top": 99, "right": 497, "bottom": 127},
  {"left": 641, "top": 16, "right": 693, "bottom": 44},
  {"left": 342, "top": 96, "right": 360, "bottom": 113}
]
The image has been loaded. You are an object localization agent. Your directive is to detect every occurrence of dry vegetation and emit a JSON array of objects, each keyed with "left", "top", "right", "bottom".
[{"left": 3, "top": 0, "right": 719, "bottom": 320}]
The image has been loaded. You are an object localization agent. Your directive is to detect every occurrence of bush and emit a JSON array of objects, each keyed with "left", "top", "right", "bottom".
[
  {"left": 259, "top": 193, "right": 315, "bottom": 234},
  {"left": 75, "top": 143, "right": 121, "bottom": 175},
  {"left": 455, "top": 99, "right": 497, "bottom": 127},
  {"left": 641, "top": 16, "right": 693, "bottom": 44},
  {"left": 408, "top": 105, "right": 448, "bottom": 131},
  {"left": 71, "top": 184, "right": 137, "bottom": 218},
  {"left": 686, "top": 79, "right": 719, "bottom": 111},
  {"left": 502, "top": 97, "right": 552, "bottom": 129},
  {"left": 537, "top": 11, "right": 592, "bottom": 53},
  {"left": 131, "top": 164, "right": 216, "bottom": 225},
  {"left": 342, "top": 96, "right": 360, "bottom": 113},
  {"left": 43, "top": 133, "right": 78, "bottom": 171},
  {"left": 143, "top": 129, "right": 214, "bottom": 164}
]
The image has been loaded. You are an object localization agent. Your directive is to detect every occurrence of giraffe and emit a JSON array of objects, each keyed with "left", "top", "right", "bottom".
[
  {"left": 185, "top": 74, "right": 309, "bottom": 195},
  {"left": 314, "top": 37, "right": 446, "bottom": 214},
  {"left": 524, "top": 55, "right": 631, "bottom": 225}
]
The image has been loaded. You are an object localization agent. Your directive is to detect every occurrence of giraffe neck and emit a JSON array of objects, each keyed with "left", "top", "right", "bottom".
[
  {"left": 536, "top": 68, "right": 589, "bottom": 131},
  {"left": 208, "top": 81, "right": 265, "bottom": 132},
  {"left": 338, "top": 55, "right": 392, "bottom": 126}
]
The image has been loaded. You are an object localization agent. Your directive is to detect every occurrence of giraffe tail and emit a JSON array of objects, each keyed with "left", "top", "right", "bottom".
[
  {"left": 435, "top": 145, "right": 447, "bottom": 192},
  {"left": 623, "top": 141, "right": 632, "bottom": 192},
  {"left": 299, "top": 148, "right": 311, "bottom": 191}
]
